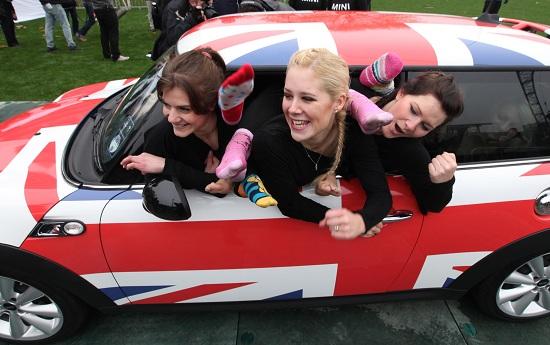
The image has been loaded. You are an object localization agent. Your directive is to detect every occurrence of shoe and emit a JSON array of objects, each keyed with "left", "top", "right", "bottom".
[
  {"left": 47, "top": 46, "right": 57, "bottom": 52},
  {"left": 68, "top": 45, "right": 77, "bottom": 51},
  {"left": 76, "top": 33, "right": 87, "bottom": 42},
  {"left": 116, "top": 55, "right": 130, "bottom": 61}
]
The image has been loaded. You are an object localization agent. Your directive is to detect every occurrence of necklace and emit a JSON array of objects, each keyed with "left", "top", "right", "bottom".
[{"left": 304, "top": 147, "right": 322, "bottom": 171}]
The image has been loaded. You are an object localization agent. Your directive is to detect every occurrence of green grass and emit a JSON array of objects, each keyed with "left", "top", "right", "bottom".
[{"left": 1, "top": 1, "right": 549, "bottom": 101}]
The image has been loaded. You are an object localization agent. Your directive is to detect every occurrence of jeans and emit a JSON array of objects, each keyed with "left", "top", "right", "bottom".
[
  {"left": 43, "top": 4, "right": 75, "bottom": 48},
  {"left": 78, "top": 0, "right": 96, "bottom": 36}
]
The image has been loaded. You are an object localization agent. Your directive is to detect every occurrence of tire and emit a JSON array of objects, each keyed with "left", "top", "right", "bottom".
[
  {"left": 0, "top": 273, "right": 88, "bottom": 344},
  {"left": 473, "top": 251, "right": 550, "bottom": 320}
]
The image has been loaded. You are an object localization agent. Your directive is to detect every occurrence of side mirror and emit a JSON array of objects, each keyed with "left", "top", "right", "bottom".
[{"left": 142, "top": 177, "right": 192, "bottom": 220}]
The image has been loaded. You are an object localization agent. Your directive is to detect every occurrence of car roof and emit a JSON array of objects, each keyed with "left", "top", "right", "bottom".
[{"left": 176, "top": 11, "right": 550, "bottom": 69}]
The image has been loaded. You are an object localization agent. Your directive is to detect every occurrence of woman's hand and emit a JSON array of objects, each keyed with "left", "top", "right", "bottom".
[
  {"left": 428, "top": 152, "right": 456, "bottom": 184},
  {"left": 362, "top": 222, "right": 383, "bottom": 238},
  {"left": 319, "top": 208, "right": 367, "bottom": 240},
  {"left": 205, "top": 178, "right": 232, "bottom": 195},
  {"left": 121, "top": 153, "right": 165, "bottom": 174},
  {"left": 204, "top": 150, "right": 220, "bottom": 174},
  {"left": 315, "top": 173, "right": 341, "bottom": 196}
]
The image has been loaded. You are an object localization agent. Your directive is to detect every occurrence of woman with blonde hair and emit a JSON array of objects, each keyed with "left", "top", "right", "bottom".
[{"left": 250, "top": 48, "right": 392, "bottom": 239}]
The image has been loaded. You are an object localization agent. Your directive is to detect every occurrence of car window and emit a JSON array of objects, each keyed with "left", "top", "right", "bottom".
[
  {"left": 98, "top": 51, "right": 173, "bottom": 172},
  {"left": 422, "top": 71, "right": 550, "bottom": 164}
]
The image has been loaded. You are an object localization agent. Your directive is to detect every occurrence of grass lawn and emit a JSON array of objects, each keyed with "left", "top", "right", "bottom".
[{"left": 1, "top": 1, "right": 549, "bottom": 101}]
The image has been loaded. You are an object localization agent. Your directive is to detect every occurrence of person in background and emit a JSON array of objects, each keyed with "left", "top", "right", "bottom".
[
  {"left": 62, "top": 0, "right": 79, "bottom": 35},
  {"left": 213, "top": 0, "right": 237, "bottom": 15},
  {"left": 288, "top": 0, "right": 370, "bottom": 11},
  {"left": 39, "top": 0, "right": 77, "bottom": 52},
  {"left": 91, "top": 0, "right": 129, "bottom": 61},
  {"left": 0, "top": 0, "right": 18, "bottom": 47},
  {"left": 482, "top": 0, "right": 507, "bottom": 14},
  {"left": 76, "top": 0, "right": 96, "bottom": 41},
  {"left": 151, "top": 0, "right": 217, "bottom": 60}
]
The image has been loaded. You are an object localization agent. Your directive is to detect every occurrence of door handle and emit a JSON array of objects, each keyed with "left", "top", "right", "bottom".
[{"left": 383, "top": 210, "right": 413, "bottom": 223}]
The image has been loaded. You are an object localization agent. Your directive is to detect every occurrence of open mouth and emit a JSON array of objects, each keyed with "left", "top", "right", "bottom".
[
  {"left": 290, "top": 119, "right": 310, "bottom": 130},
  {"left": 394, "top": 123, "right": 404, "bottom": 135}
]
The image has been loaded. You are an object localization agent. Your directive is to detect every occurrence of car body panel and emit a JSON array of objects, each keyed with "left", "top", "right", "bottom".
[
  {"left": 179, "top": 11, "right": 550, "bottom": 68},
  {"left": 0, "top": 11, "right": 549, "bottom": 314}
]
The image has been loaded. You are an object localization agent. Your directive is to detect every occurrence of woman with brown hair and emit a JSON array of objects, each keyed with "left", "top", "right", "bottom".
[{"left": 121, "top": 47, "right": 235, "bottom": 195}]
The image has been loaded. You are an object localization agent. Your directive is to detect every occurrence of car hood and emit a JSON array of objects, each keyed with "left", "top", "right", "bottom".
[{"left": 0, "top": 79, "right": 136, "bottom": 247}]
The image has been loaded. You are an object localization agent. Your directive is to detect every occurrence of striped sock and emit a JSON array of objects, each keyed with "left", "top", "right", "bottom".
[
  {"left": 359, "top": 52, "right": 403, "bottom": 95},
  {"left": 241, "top": 174, "right": 277, "bottom": 208}
]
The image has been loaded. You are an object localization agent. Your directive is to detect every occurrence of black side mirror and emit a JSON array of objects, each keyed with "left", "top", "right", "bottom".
[{"left": 142, "top": 177, "right": 192, "bottom": 220}]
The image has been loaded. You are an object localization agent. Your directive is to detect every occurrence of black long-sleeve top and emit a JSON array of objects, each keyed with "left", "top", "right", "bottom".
[
  {"left": 251, "top": 115, "right": 391, "bottom": 229},
  {"left": 288, "top": 0, "right": 371, "bottom": 11},
  {"left": 374, "top": 135, "right": 454, "bottom": 214},
  {"left": 143, "top": 113, "right": 236, "bottom": 193}
]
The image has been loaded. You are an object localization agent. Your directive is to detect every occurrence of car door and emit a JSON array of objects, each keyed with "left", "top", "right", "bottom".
[
  {"left": 98, "top": 176, "right": 423, "bottom": 305},
  {"left": 399, "top": 70, "right": 550, "bottom": 291}
]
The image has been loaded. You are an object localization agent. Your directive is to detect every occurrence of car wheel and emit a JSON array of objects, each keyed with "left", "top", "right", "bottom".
[
  {"left": 474, "top": 251, "right": 550, "bottom": 320},
  {"left": 0, "top": 273, "right": 87, "bottom": 343}
]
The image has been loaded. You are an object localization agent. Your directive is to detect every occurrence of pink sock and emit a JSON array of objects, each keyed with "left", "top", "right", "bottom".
[
  {"left": 218, "top": 64, "right": 254, "bottom": 125},
  {"left": 216, "top": 128, "right": 253, "bottom": 182},
  {"left": 359, "top": 52, "right": 403, "bottom": 95},
  {"left": 348, "top": 89, "right": 393, "bottom": 135}
]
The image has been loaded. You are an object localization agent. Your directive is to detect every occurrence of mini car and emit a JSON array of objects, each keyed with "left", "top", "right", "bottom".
[{"left": 1, "top": 8, "right": 550, "bottom": 344}]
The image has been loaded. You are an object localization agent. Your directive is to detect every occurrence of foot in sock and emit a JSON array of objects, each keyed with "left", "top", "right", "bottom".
[
  {"left": 348, "top": 89, "right": 393, "bottom": 134},
  {"left": 242, "top": 174, "right": 277, "bottom": 208},
  {"left": 216, "top": 128, "right": 253, "bottom": 181},
  {"left": 218, "top": 64, "right": 254, "bottom": 125},
  {"left": 359, "top": 52, "right": 403, "bottom": 95}
]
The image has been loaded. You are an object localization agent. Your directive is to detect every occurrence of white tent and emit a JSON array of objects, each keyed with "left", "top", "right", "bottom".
[{"left": 13, "top": 0, "right": 45, "bottom": 23}]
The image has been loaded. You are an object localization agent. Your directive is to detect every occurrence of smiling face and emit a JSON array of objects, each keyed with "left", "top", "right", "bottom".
[
  {"left": 381, "top": 90, "right": 447, "bottom": 139},
  {"left": 282, "top": 66, "right": 345, "bottom": 148},
  {"left": 160, "top": 87, "right": 215, "bottom": 138}
]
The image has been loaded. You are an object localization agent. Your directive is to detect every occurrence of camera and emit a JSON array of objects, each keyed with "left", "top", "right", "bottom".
[{"left": 192, "top": 0, "right": 218, "bottom": 20}]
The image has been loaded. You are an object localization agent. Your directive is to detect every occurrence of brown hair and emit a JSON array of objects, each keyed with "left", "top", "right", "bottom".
[
  {"left": 157, "top": 47, "right": 226, "bottom": 115},
  {"left": 287, "top": 48, "right": 349, "bottom": 175},
  {"left": 378, "top": 71, "right": 464, "bottom": 125}
]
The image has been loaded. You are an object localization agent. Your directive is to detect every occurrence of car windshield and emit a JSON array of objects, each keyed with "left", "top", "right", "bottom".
[{"left": 98, "top": 51, "right": 173, "bottom": 171}]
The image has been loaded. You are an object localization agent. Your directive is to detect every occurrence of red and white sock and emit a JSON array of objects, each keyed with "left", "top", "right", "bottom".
[
  {"left": 359, "top": 52, "right": 403, "bottom": 96},
  {"left": 218, "top": 64, "right": 254, "bottom": 125}
]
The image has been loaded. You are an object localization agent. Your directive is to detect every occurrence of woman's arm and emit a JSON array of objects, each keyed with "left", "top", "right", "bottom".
[
  {"left": 377, "top": 137, "right": 454, "bottom": 213},
  {"left": 347, "top": 122, "right": 392, "bottom": 229}
]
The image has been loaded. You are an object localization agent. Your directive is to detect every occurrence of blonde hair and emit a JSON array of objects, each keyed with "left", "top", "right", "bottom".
[{"left": 288, "top": 48, "right": 349, "bottom": 176}]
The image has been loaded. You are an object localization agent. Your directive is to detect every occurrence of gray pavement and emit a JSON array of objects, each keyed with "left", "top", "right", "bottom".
[{"left": 1, "top": 102, "right": 550, "bottom": 344}]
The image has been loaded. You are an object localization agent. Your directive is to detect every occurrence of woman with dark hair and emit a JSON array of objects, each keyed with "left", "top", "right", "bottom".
[
  {"left": 318, "top": 71, "right": 464, "bottom": 215},
  {"left": 121, "top": 47, "right": 236, "bottom": 195}
]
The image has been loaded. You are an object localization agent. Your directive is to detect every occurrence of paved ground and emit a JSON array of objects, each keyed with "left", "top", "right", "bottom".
[{"left": 1, "top": 102, "right": 550, "bottom": 344}]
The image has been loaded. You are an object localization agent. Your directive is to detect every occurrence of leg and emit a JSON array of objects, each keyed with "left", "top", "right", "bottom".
[
  {"left": 348, "top": 89, "right": 393, "bottom": 134},
  {"left": 0, "top": 14, "right": 18, "bottom": 46},
  {"left": 146, "top": 0, "right": 155, "bottom": 30},
  {"left": 107, "top": 9, "right": 121, "bottom": 61},
  {"left": 218, "top": 64, "right": 254, "bottom": 125},
  {"left": 43, "top": 5, "right": 56, "bottom": 49},
  {"left": 359, "top": 52, "right": 403, "bottom": 95},
  {"left": 95, "top": 9, "right": 111, "bottom": 58},
  {"left": 78, "top": 1, "right": 95, "bottom": 37},
  {"left": 54, "top": 4, "right": 76, "bottom": 48},
  {"left": 216, "top": 128, "right": 253, "bottom": 181},
  {"left": 240, "top": 174, "right": 277, "bottom": 208}
]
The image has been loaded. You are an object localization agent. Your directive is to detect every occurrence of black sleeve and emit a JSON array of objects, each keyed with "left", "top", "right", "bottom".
[
  {"left": 346, "top": 123, "right": 392, "bottom": 229},
  {"left": 143, "top": 123, "right": 219, "bottom": 193},
  {"left": 251, "top": 127, "right": 330, "bottom": 223},
  {"left": 379, "top": 137, "right": 454, "bottom": 213}
]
